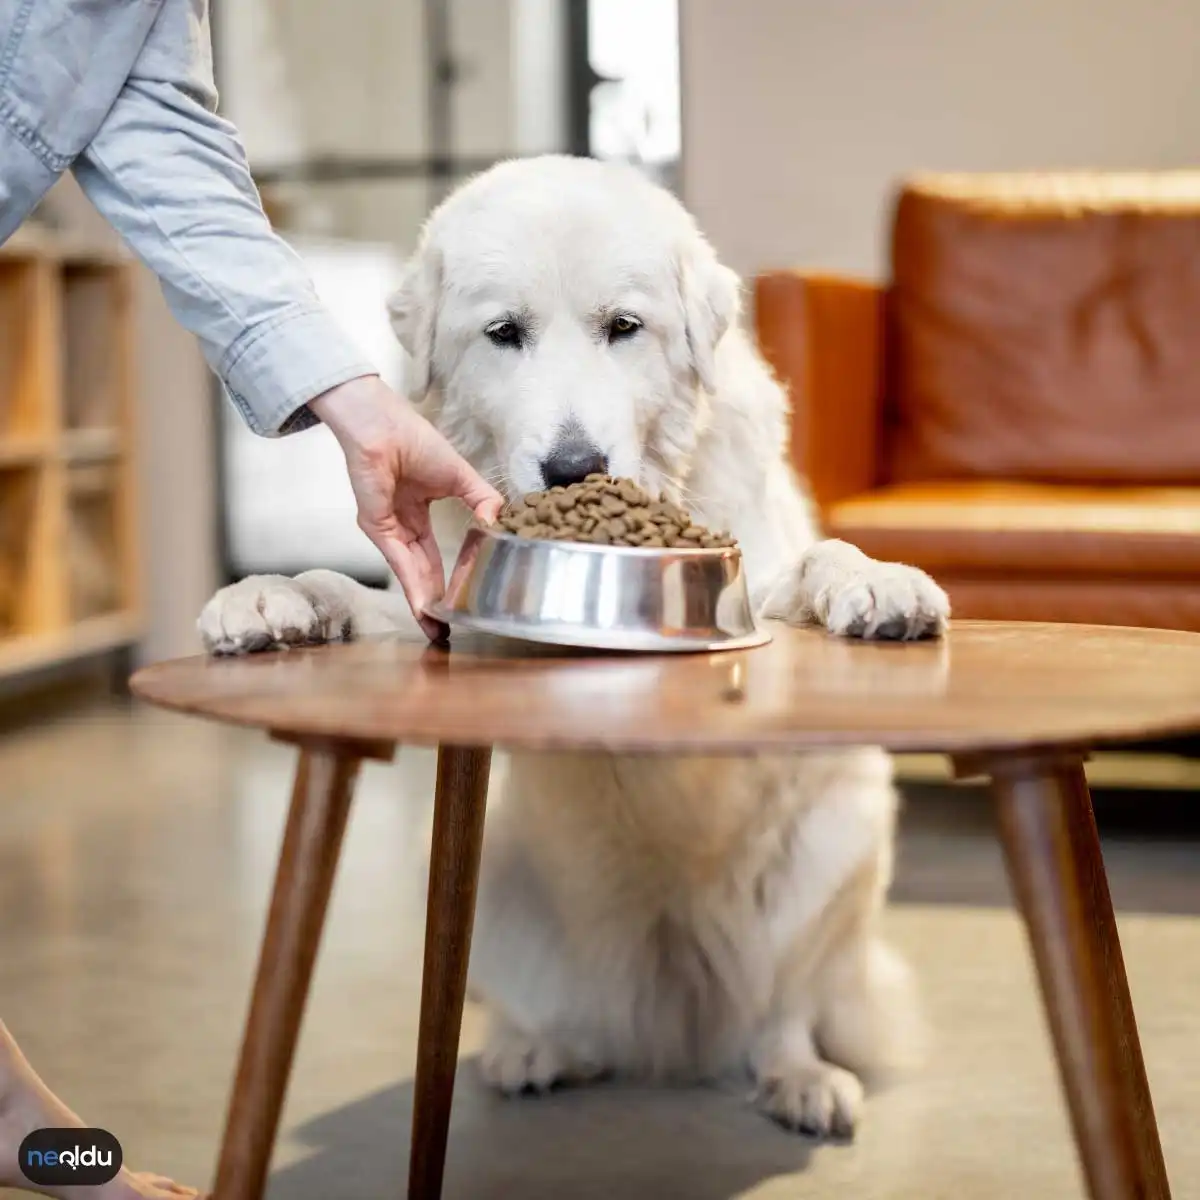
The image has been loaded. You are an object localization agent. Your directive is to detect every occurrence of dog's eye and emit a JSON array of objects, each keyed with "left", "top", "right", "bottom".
[
  {"left": 607, "top": 315, "right": 642, "bottom": 343},
  {"left": 486, "top": 321, "right": 523, "bottom": 348}
]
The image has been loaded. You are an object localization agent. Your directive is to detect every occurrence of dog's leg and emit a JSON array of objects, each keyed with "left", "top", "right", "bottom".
[
  {"left": 761, "top": 539, "right": 949, "bottom": 641},
  {"left": 751, "top": 1015, "right": 864, "bottom": 1139},
  {"left": 814, "top": 936, "right": 926, "bottom": 1084},
  {"left": 750, "top": 870, "right": 872, "bottom": 1142},
  {"left": 750, "top": 808, "right": 920, "bottom": 1139},
  {"left": 470, "top": 805, "right": 612, "bottom": 1096},
  {"left": 751, "top": 933, "right": 922, "bottom": 1140},
  {"left": 198, "top": 569, "right": 417, "bottom": 655}
]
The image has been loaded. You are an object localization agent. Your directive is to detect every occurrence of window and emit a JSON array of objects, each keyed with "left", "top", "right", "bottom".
[{"left": 588, "top": 0, "right": 680, "bottom": 182}]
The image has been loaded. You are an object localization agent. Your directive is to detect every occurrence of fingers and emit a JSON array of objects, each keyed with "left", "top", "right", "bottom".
[
  {"left": 418, "top": 524, "right": 447, "bottom": 588},
  {"left": 376, "top": 538, "right": 426, "bottom": 622},
  {"left": 378, "top": 535, "right": 449, "bottom": 644},
  {"left": 416, "top": 528, "right": 452, "bottom": 643}
]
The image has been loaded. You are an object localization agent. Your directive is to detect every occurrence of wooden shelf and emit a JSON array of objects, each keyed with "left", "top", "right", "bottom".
[
  {"left": 0, "top": 437, "right": 49, "bottom": 467},
  {"left": 0, "top": 224, "right": 130, "bottom": 267},
  {"left": 62, "top": 427, "right": 121, "bottom": 462},
  {"left": 0, "top": 613, "right": 140, "bottom": 678},
  {"left": 0, "top": 228, "right": 140, "bottom": 681}
]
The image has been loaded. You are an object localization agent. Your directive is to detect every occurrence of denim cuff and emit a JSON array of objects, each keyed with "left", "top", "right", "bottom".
[
  {"left": 0, "top": 109, "right": 64, "bottom": 243},
  {"left": 220, "top": 303, "right": 378, "bottom": 436}
]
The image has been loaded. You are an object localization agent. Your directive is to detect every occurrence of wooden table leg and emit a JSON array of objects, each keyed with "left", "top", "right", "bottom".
[
  {"left": 212, "top": 744, "right": 365, "bottom": 1200},
  {"left": 985, "top": 754, "right": 1171, "bottom": 1200},
  {"left": 408, "top": 745, "right": 492, "bottom": 1200}
]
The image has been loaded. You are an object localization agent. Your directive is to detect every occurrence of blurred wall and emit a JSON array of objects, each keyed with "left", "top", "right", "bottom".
[
  {"left": 680, "top": 0, "right": 1200, "bottom": 279},
  {"left": 131, "top": 269, "right": 218, "bottom": 665}
]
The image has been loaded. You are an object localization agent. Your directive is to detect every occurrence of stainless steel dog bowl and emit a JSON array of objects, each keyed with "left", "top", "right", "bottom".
[{"left": 425, "top": 523, "right": 771, "bottom": 653}]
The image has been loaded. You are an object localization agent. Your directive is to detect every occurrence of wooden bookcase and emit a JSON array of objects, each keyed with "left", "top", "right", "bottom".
[{"left": 0, "top": 226, "right": 141, "bottom": 681}]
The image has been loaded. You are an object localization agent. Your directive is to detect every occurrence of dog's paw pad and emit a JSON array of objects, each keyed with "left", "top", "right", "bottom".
[{"left": 755, "top": 1062, "right": 863, "bottom": 1140}]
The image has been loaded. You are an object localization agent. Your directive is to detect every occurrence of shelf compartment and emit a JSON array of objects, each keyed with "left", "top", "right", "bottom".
[
  {"left": 0, "top": 466, "right": 41, "bottom": 639},
  {"left": 66, "top": 463, "right": 125, "bottom": 622},
  {"left": 0, "top": 259, "right": 51, "bottom": 442},
  {"left": 62, "top": 426, "right": 121, "bottom": 463},
  {"left": 62, "top": 265, "right": 129, "bottom": 431}
]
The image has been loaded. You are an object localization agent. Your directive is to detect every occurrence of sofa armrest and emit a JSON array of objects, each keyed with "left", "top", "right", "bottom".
[{"left": 753, "top": 271, "right": 885, "bottom": 510}]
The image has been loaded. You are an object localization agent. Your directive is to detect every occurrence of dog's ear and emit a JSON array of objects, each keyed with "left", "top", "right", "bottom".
[
  {"left": 679, "top": 242, "right": 740, "bottom": 394},
  {"left": 386, "top": 247, "right": 442, "bottom": 404}
]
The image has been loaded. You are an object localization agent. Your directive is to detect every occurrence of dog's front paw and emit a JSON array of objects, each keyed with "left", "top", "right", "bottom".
[
  {"left": 197, "top": 575, "right": 352, "bottom": 656},
  {"left": 480, "top": 1022, "right": 571, "bottom": 1095},
  {"left": 824, "top": 562, "right": 949, "bottom": 641},
  {"left": 479, "top": 1017, "right": 607, "bottom": 1096},
  {"left": 754, "top": 1061, "right": 864, "bottom": 1139},
  {"left": 765, "top": 541, "right": 949, "bottom": 642}
]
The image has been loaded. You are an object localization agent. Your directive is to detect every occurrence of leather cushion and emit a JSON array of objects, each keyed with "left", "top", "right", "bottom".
[
  {"left": 917, "top": 577, "right": 1200, "bottom": 633},
  {"left": 827, "top": 481, "right": 1200, "bottom": 578},
  {"left": 887, "top": 172, "right": 1200, "bottom": 484}
]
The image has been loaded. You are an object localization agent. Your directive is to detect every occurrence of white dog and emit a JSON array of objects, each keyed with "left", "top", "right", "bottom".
[{"left": 199, "top": 155, "right": 948, "bottom": 1138}]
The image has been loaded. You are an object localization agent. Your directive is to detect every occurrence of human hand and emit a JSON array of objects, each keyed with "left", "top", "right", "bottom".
[{"left": 309, "top": 375, "right": 502, "bottom": 641}]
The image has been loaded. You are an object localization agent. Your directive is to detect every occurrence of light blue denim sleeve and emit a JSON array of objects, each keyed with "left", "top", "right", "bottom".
[{"left": 71, "top": 75, "right": 377, "bottom": 436}]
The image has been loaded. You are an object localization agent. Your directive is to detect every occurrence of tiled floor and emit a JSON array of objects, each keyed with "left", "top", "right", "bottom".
[{"left": 1, "top": 701, "right": 1198, "bottom": 1198}]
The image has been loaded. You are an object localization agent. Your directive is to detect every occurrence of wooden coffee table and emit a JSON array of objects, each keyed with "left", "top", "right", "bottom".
[{"left": 130, "top": 619, "right": 1199, "bottom": 1200}]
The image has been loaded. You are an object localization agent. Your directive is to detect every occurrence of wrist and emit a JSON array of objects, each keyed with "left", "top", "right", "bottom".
[{"left": 309, "top": 374, "right": 407, "bottom": 449}]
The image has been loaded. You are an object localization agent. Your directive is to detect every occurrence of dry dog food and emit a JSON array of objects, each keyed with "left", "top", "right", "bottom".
[{"left": 496, "top": 474, "right": 737, "bottom": 548}]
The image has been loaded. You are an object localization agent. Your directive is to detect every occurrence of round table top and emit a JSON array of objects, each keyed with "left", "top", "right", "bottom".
[{"left": 129, "top": 620, "right": 1200, "bottom": 757}]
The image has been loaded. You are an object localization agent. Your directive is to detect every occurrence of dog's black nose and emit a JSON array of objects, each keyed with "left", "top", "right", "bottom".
[{"left": 540, "top": 441, "right": 609, "bottom": 489}]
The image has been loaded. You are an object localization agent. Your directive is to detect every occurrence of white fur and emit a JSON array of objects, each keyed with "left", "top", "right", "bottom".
[{"left": 198, "top": 156, "right": 948, "bottom": 1138}]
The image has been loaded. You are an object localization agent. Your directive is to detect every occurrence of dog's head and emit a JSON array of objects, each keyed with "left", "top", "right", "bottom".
[{"left": 386, "top": 155, "right": 740, "bottom": 500}]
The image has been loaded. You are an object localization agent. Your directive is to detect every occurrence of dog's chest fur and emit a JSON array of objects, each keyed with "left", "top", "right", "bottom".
[{"left": 492, "top": 745, "right": 895, "bottom": 1075}]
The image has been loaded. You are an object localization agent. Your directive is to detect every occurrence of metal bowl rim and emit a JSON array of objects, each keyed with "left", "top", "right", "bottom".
[{"left": 471, "top": 519, "right": 741, "bottom": 557}]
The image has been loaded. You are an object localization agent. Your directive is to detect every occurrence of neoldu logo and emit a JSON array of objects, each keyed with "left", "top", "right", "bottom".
[{"left": 19, "top": 1128, "right": 122, "bottom": 1187}]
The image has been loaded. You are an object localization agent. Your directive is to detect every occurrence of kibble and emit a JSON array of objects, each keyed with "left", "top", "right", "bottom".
[{"left": 495, "top": 475, "right": 737, "bottom": 549}]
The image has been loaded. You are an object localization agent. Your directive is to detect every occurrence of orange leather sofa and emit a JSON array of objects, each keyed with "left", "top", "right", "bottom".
[{"left": 755, "top": 171, "right": 1200, "bottom": 632}]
